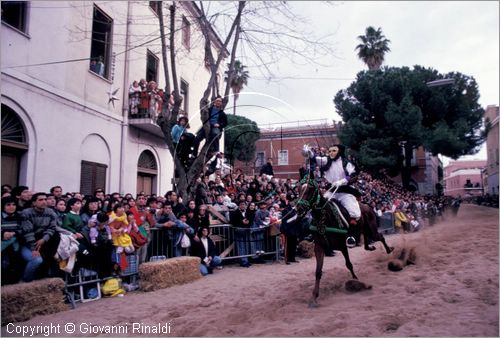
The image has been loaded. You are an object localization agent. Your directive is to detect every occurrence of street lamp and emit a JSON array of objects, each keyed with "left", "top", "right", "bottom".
[{"left": 426, "top": 78, "right": 455, "bottom": 87}]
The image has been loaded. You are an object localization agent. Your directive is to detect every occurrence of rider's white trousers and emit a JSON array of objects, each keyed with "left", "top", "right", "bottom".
[{"left": 323, "top": 192, "right": 361, "bottom": 220}]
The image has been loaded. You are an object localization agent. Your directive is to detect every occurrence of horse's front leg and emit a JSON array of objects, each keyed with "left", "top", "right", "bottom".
[{"left": 309, "top": 242, "right": 324, "bottom": 308}]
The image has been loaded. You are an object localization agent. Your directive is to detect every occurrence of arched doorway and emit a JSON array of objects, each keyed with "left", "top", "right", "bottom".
[
  {"left": 1, "top": 105, "right": 28, "bottom": 187},
  {"left": 137, "top": 150, "right": 158, "bottom": 196}
]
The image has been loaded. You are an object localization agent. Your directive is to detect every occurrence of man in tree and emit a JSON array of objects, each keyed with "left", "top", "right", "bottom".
[{"left": 192, "top": 96, "right": 228, "bottom": 157}]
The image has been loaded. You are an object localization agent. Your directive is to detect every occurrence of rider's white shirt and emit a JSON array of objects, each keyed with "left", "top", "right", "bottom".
[{"left": 323, "top": 157, "right": 355, "bottom": 184}]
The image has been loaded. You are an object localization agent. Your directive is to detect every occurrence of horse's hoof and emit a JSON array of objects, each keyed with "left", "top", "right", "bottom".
[
  {"left": 365, "top": 246, "right": 376, "bottom": 251},
  {"left": 308, "top": 301, "right": 319, "bottom": 308}
]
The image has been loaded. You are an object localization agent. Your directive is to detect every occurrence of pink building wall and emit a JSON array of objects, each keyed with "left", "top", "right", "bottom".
[
  {"left": 484, "top": 105, "right": 499, "bottom": 194},
  {"left": 444, "top": 160, "right": 486, "bottom": 197}
]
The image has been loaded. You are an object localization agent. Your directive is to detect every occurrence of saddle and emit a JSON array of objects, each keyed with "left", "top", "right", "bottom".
[
  {"left": 309, "top": 198, "right": 351, "bottom": 235},
  {"left": 328, "top": 199, "right": 351, "bottom": 229}
]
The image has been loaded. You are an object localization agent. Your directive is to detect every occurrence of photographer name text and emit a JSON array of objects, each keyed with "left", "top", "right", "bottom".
[{"left": 6, "top": 322, "right": 172, "bottom": 336}]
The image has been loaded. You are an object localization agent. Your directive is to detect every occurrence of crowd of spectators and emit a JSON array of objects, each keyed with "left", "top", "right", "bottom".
[
  {"left": 0, "top": 168, "right": 302, "bottom": 286},
  {"left": 1, "top": 155, "right": 464, "bottom": 287},
  {"left": 467, "top": 193, "right": 499, "bottom": 208},
  {"left": 353, "top": 172, "right": 459, "bottom": 232}
]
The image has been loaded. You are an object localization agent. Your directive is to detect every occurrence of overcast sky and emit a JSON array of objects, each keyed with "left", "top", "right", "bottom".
[{"left": 232, "top": 1, "right": 499, "bottom": 161}]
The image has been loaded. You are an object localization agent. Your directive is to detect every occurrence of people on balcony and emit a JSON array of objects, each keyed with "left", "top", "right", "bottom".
[
  {"left": 128, "top": 79, "right": 166, "bottom": 119},
  {"left": 128, "top": 81, "right": 141, "bottom": 117}
]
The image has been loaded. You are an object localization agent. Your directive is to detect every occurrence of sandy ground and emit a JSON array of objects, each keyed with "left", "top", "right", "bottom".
[{"left": 2, "top": 204, "right": 498, "bottom": 337}]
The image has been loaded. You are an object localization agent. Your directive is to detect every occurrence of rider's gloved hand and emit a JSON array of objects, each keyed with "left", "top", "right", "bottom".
[{"left": 332, "top": 178, "right": 348, "bottom": 187}]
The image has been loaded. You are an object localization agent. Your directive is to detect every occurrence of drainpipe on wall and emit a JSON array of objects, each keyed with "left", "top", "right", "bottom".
[{"left": 119, "top": 1, "right": 132, "bottom": 194}]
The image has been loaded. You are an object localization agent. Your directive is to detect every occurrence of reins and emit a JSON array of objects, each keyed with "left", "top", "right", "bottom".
[{"left": 297, "top": 178, "right": 348, "bottom": 236}]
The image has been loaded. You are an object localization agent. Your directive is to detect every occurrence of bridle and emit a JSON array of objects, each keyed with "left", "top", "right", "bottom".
[
  {"left": 296, "top": 177, "right": 321, "bottom": 213},
  {"left": 295, "top": 177, "right": 348, "bottom": 237}
]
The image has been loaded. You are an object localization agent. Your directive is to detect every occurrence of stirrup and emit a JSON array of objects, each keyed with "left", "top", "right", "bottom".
[{"left": 346, "top": 236, "right": 356, "bottom": 248}]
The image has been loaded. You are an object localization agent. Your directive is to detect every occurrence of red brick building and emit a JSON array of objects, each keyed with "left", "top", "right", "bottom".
[{"left": 233, "top": 119, "right": 341, "bottom": 179}]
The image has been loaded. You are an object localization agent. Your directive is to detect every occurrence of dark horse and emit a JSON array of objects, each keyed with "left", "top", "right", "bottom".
[{"left": 295, "top": 178, "right": 393, "bottom": 307}]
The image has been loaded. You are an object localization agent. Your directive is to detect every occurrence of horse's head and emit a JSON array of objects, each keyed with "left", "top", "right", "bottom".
[{"left": 295, "top": 177, "right": 321, "bottom": 218}]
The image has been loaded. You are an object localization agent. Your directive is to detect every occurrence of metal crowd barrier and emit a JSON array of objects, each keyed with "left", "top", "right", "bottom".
[
  {"left": 208, "top": 224, "right": 281, "bottom": 262},
  {"left": 147, "top": 225, "right": 281, "bottom": 262},
  {"left": 147, "top": 228, "right": 176, "bottom": 261},
  {"left": 64, "top": 249, "right": 139, "bottom": 308},
  {"left": 377, "top": 212, "right": 395, "bottom": 234}
]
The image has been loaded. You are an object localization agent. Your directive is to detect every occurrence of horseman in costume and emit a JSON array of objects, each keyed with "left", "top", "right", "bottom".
[
  {"left": 316, "top": 144, "right": 361, "bottom": 225},
  {"left": 302, "top": 144, "right": 361, "bottom": 225}
]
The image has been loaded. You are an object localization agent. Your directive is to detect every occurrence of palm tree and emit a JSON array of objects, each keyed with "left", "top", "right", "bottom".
[
  {"left": 355, "top": 26, "right": 391, "bottom": 70},
  {"left": 226, "top": 60, "right": 249, "bottom": 115}
]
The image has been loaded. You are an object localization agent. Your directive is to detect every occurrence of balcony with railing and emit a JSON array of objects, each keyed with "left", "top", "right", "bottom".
[{"left": 127, "top": 86, "right": 170, "bottom": 138}]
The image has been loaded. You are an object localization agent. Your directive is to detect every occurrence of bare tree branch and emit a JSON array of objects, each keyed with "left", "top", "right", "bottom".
[
  {"left": 223, "top": 2, "right": 245, "bottom": 101},
  {"left": 157, "top": 3, "right": 171, "bottom": 96}
]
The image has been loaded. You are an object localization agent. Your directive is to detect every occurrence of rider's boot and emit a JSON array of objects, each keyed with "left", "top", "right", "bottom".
[{"left": 346, "top": 218, "right": 358, "bottom": 248}]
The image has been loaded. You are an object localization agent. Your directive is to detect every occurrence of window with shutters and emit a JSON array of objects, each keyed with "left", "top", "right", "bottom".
[
  {"left": 255, "top": 152, "right": 265, "bottom": 167},
  {"left": 278, "top": 150, "right": 288, "bottom": 165},
  {"left": 1, "top": 1, "right": 28, "bottom": 34},
  {"left": 146, "top": 50, "right": 158, "bottom": 83},
  {"left": 80, "top": 160, "right": 107, "bottom": 196},
  {"left": 89, "top": 5, "right": 113, "bottom": 79}
]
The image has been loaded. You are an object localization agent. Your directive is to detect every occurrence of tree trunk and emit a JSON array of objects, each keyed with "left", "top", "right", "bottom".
[
  {"left": 156, "top": 1, "right": 246, "bottom": 201},
  {"left": 233, "top": 92, "right": 237, "bottom": 115},
  {"left": 402, "top": 141, "right": 413, "bottom": 190}
]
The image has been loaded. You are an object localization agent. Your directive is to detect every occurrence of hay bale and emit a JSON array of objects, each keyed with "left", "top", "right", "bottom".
[
  {"left": 298, "top": 240, "right": 314, "bottom": 258},
  {"left": 1, "top": 278, "right": 68, "bottom": 325},
  {"left": 139, "top": 256, "right": 201, "bottom": 292}
]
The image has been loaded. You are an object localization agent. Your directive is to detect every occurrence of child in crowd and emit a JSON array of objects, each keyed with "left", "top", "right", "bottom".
[
  {"left": 109, "top": 204, "right": 134, "bottom": 254},
  {"left": 129, "top": 80, "right": 141, "bottom": 116},
  {"left": 62, "top": 198, "right": 83, "bottom": 236},
  {"left": 88, "top": 212, "right": 112, "bottom": 245},
  {"left": 126, "top": 211, "right": 140, "bottom": 235},
  {"left": 54, "top": 199, "right": 66, "bottom": 226}
]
